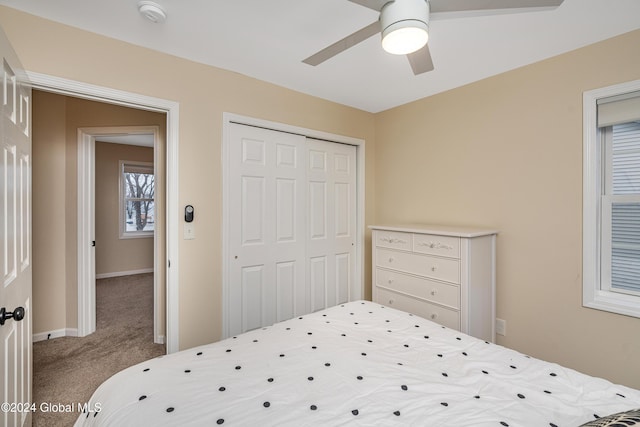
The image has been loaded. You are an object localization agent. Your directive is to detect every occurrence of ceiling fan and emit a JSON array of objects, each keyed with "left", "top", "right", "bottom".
[{"left": 303, "top": 0, "right": 565, "bottom": 75}]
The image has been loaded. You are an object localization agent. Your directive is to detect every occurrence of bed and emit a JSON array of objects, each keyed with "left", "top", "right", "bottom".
[{"left": 75, "top": 300, "right": 640, "bottom": 426}]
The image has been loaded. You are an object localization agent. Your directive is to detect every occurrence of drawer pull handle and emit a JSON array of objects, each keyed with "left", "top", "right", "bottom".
[
  {"left": 431, "top": 266, "right": 437, "bottom": 272},
  {"left": 430, "top": 313, "right": 438, "bottom": 320},
  {"left": 388, "top": 299, "right": 394, "bottom": 305},
  {"left": 388, "top": 279, "right": 394, "bottom": 284},
  {"left": 430, "top": 290, "right": 437, "bottom": 296},
  {"left": 418, "top": 241, "right": 454, "bottom": 250},
  {"left": 388, "top": 257, "right": 395, "bottom": 263},
  {"left": 381, "top": 237, "right": 408, "bottom": 244}
]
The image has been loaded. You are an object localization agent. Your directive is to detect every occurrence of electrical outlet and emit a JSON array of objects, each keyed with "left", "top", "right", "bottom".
[{"left": 496, "top": 318, "right": 506, "bottom": 336}]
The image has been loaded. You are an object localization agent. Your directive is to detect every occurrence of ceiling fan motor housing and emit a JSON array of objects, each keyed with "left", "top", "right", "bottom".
[{"left": 380, "top": 0, "right": 430, "bottom": 54}]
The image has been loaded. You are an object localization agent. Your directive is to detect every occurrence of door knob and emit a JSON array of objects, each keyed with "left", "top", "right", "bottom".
[{"left": 0, "top": 306, "right": 25, "bottom": 326}]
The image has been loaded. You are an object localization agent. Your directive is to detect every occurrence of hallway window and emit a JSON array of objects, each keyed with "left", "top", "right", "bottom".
[{"left": 120, "top": 161, "right": 154, "bottom": 238}]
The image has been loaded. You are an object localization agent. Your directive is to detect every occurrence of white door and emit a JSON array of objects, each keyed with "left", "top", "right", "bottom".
[
  {"left": 227, "top": 125, "right": 357, "bottom": 336},
  {"left": 306, "top": 139, "right": 356, "bottom": 312},
  {"left": 228, "top": 124, "right": 307, "bottom": 336},
  {"left": 0, "top": 27, "right": 32, "bottom": 427}
]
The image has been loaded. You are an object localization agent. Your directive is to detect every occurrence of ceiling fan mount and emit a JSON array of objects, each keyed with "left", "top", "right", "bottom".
[{"left": 303, "top": 0, "right": 565, "bottom": 75}]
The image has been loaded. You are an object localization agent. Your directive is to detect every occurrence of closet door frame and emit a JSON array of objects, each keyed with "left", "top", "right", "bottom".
[{"left": 221, "top": 113, "right": 365, "bottom": 339}]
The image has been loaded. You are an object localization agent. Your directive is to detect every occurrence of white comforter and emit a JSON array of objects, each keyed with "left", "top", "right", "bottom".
[{"left": 75, "top": 301, "right": 640, "bottom": 426}]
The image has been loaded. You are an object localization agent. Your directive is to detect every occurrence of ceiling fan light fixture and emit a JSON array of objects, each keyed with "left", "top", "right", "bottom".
[
  {"left": 382, "top": 22, "right": 428, "bottom": 55},
  {"left": 380, "top": 0, "right": 429, "bottom": 55}
]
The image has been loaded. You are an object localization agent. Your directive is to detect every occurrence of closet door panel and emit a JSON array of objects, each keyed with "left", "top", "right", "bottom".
[
  {"left": 307, "top": 139, "right": 356, "bottom": 309},
  {"left": 229, "top": 124, "right": 306, "bottom": 335}
]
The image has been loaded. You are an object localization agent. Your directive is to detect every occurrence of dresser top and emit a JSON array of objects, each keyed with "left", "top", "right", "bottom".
[{"left": 369, "top": 224, "right": 498, "bottom": 238}]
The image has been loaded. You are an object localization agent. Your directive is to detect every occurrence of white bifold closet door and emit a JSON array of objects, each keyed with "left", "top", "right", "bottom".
[{"left": 228, "top": 124, "right": 356, "bottom": 336}]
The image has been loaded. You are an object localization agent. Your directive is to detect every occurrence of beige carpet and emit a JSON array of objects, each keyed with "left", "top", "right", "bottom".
[{"left": 33, "top": 273, "right": 165, "bottom": 427}]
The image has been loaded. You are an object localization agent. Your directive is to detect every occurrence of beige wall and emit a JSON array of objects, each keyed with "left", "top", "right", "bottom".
[
  {"left": 32, "top": 90, "right": 166, "bottom": 334},
  {"left": 374, "top": 29, "right": 640, "bottom": 388},
  {"left": 95, "top": 142, "right": 154, "bottom": 276},
  {"left": 32, "top": 91, "right": 67, "bottom": 334},
  {"left": 1, "top": 7, "right": 376, "bottom": 349}
]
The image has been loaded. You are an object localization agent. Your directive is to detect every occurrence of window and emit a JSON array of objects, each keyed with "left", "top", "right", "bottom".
[
  {"left": 120, "top": 161, "right": 154, "bottom": 238},
  {"left": 583, "top": 80, "right": 640, "bottom": 317}
]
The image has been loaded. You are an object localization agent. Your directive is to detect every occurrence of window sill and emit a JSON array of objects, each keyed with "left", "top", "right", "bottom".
[
  {"left": 583, "top": 289, "right": 640, "bottom": 319},
  {"left": 120, "top": 232, "right": 154, "bottom": 240}
]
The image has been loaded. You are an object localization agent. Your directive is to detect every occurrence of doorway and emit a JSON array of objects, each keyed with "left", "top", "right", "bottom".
[
  {"left": 28, "top": 72, "right": 180, "bottom": 353},
  {"left": 78, "top": 126, "right": 164, "bottom": 344}
]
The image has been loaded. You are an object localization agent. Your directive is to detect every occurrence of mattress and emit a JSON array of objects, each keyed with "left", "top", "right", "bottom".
[{"left": 75, "top": 300, "right": 640, "bottom": 426}]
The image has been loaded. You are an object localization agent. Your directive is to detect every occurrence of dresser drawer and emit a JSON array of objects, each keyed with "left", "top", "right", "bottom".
[
  {"left": 375, "top": 268, "right": 460, "bottom": 309},
  {"left": 374, "top": 230, "right": 412, "bottom": 251},
  {"left": 376, "top": 287, "right": 460, "bottom": 330},
  {"left": 376, "top": 248, "right": 460, "bottom": 284},
  {"left": 413, "top": 234, "right": 460, "bottom": 259}
]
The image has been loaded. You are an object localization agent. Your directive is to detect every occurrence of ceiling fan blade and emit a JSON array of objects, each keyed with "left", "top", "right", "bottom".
[
  {"left": 407, "top": 44, "right": 434, "bottom": 75},
  {"left": 347, "top": 0, "right": 391, "bottom": 12},
  {"left": 303, "top": 22, "right": 380, "bottom": 66},
  {"left": 430, "top": 0, "right": 564, "bottom": 16}
]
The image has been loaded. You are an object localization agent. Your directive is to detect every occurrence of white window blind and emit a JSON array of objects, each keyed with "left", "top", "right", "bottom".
[
  {"left": 604, "top": 122, "right": 640, "bottom": 295},
  {"left": 597, "top": 91, "right": 640, "bottom": 127}
]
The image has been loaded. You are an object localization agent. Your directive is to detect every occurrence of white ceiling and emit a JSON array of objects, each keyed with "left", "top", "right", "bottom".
[{"left": 1, "top": 0, "right": 639, "bottom": 113}]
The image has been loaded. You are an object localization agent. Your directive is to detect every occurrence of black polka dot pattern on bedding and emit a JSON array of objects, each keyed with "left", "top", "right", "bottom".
[{"left": 86, "top": 301, "right": 636, "bottom": 427}]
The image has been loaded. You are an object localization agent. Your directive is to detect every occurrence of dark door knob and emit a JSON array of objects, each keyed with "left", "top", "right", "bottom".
[{"left": 0, "top": 306, "right": 25, "bottom": 326}]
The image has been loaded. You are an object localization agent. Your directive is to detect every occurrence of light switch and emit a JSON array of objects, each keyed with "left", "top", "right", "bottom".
[{"left": 184, "top": 223, "right": 195, "bottom": 240}]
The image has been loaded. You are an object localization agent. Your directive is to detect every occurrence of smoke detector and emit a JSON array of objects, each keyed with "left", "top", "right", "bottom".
[{"left": 138, "top": 1, "right": 167, "bottom": 24}]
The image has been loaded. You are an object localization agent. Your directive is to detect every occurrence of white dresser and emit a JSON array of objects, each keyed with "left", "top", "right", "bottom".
[{"left": 370, "top": 224, "right": 497, "bottom": 342}]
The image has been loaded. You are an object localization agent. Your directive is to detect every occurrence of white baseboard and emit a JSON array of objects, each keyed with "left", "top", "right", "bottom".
[
  {"left": 33, "top": 328, "right": 78, "bottom": 343},
  {"left": 96, "top": 268, "right": 154, "bottom": 279}
]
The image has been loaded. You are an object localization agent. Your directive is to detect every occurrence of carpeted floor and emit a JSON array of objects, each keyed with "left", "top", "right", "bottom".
[{"left": 33, "top": 273, "right": 165, "bottom": 427}]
